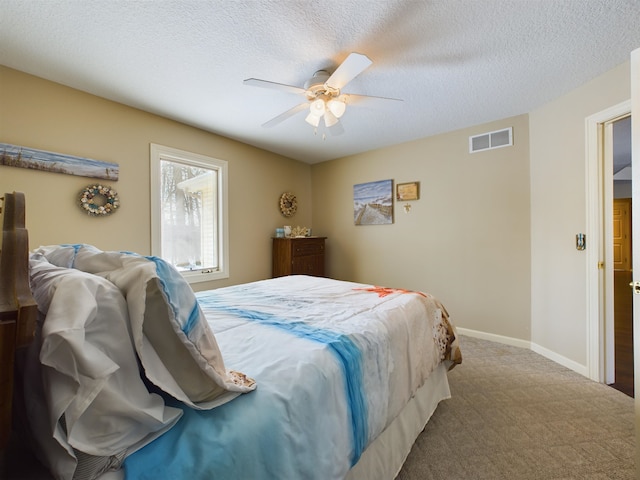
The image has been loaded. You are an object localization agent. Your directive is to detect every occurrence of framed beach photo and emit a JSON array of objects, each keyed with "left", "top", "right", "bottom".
[
  {"left": 396, "top": 182, "right": 419, "bottom": 201},
  {"left": 0, "top": 143, "right": 119, "bottom": 181},
  {"left": 353, "top": 179, "right": 393, "bottom": 225}
]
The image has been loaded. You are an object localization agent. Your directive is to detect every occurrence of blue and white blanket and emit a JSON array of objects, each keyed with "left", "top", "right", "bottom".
[{"left": 123, "top": 275, "right": 461, "bottom": 480}]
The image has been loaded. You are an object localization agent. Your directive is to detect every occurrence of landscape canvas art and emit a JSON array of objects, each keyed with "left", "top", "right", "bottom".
[
  {"left": 353, "top": 179, "right": 393, "bottom": 225},
  {"left": 0, "top": 143, "right": 119, "bottom": 181}
]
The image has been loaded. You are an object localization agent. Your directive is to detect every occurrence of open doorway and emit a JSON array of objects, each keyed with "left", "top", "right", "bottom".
[
  {"left": 609, "top": 116, "right": 634, "bottom": 397},
  {"left": 585, "top": 100, "right": 631, "bottom": 391}
]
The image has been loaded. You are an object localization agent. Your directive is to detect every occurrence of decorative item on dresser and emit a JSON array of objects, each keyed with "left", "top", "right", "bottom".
[{"left": 272, "top": 236, "right": 326, "bottom": 278}]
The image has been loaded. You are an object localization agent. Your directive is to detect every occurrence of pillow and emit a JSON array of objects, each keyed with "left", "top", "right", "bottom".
[
  {"left": 26, "top": 254, "right": 183, "bottom": 480},
  {"left": 35, "top": 244, "right": 256, "bottom": 410}
]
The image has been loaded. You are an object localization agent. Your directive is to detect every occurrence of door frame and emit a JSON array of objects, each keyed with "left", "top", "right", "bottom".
[{"left": 585, "top": 99, "right": 631, "bottom": 383}]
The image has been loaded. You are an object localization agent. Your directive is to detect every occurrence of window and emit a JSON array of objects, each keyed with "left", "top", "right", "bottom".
[{"left": 150, "top": 144, "right": 229, "bottom": 283}]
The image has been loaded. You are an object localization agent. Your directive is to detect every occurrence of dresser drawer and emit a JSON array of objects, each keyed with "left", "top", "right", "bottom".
[{"left": 292, "top": 240, "right": 325, "bottom": 257}]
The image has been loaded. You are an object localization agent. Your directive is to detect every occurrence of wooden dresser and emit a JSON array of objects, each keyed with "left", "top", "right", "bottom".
[{"left": 272, "top": 237, "right": 326, "bottom": 278}]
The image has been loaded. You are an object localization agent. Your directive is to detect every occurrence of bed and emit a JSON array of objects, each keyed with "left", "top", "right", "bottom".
[{"left": 0, "top": 191, "right": 462, "bottom": 480}]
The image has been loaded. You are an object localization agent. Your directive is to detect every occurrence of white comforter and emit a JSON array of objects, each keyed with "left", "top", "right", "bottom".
[{"left": 123, "top": 275, "right": 460, "bottom": 480}]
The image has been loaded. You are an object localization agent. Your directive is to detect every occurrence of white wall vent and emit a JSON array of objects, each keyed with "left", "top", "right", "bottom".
[{"left": 469, "top": 127, "right": 513, "bottom": 153}]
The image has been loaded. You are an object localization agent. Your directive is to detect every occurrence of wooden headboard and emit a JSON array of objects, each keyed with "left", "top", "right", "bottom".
[{"left": 0, "top": 192, "right": 37, "bottom": 449}]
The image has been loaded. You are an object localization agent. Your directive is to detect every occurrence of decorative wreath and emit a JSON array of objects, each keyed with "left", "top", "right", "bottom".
[
  {"left": 79, "top": 184, "right": 119, "bottom": 216},
  {"left": 279, "top": 192, "right": 297, "bottom": 218}
]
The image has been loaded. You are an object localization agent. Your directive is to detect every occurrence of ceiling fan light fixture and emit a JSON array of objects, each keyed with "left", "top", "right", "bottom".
[
  {"left": 323, "top": 109, "right": 339, "bottom": 127},
  {"left": 305, "top": 111, "right": 321, "bottom": 127},
  {"left": 310, "top": 98, "right": 326, "bottom": 116},
  {"left": 327, "top": 98, "right": 346, "bottom": 118}
]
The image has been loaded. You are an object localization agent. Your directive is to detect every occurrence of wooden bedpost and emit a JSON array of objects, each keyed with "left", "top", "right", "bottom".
[{"left": 0, "top": 192, "right": 37, "bottom": 450}]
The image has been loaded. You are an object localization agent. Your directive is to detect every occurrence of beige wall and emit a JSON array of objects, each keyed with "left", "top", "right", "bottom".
[
  {"left": 529, "top": 61, "right": 631, "bottom": 367},
  {"left": 2, "top": 60, "right": 634, "bottom": 372},
  {"left": 312, "top": 114, "right": 532, "bottom": 341},
  {"left": 0, "top": 66, "right": 311, "bottom": 290}
]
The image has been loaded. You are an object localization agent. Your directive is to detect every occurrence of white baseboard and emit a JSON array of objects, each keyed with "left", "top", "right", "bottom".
[
  {"left": 456, "top": 327, "right": 531, "bottom": 349},
  {"left": 529, "top": 342, "right": 589, "bottom": 377},
  {"left": 457, "top": 327, "right": 589, "bottom": 378}
]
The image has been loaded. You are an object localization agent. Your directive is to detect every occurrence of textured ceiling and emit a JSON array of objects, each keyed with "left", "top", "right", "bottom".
[{"left": 1, "top": 0, "right": 639, "bottom": 164}]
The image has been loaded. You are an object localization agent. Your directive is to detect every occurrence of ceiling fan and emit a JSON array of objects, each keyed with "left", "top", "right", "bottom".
[{"left": 243, "top": 52, "right": 402, "bottom": 135}]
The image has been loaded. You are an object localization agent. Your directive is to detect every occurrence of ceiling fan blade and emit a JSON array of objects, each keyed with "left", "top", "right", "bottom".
[
  {"left": 262, "top": 103, "right": 309, "bottom": 128},
  {"left": 244, "top": 78, "right": 306, "bottom": 95},
  {"left": 343, "top": 93, "right": 404, "bottom": 105},
  {"left": 324, "top": 52, "right": 373, "bottom": 91}
]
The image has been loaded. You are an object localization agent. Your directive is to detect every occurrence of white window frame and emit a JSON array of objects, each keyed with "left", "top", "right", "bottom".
[{"left": 150, "top": 143, "right": 229, "bottom": 283}]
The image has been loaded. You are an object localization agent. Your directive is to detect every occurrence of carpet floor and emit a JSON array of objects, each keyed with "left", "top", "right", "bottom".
[{"left": 396, "top": 335, "right": 636, "bottom": 479}]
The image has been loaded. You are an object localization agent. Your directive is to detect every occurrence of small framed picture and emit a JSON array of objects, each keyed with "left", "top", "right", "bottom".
[{"left": 396, "top": 182, "right": 419, "bottom": 201}]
